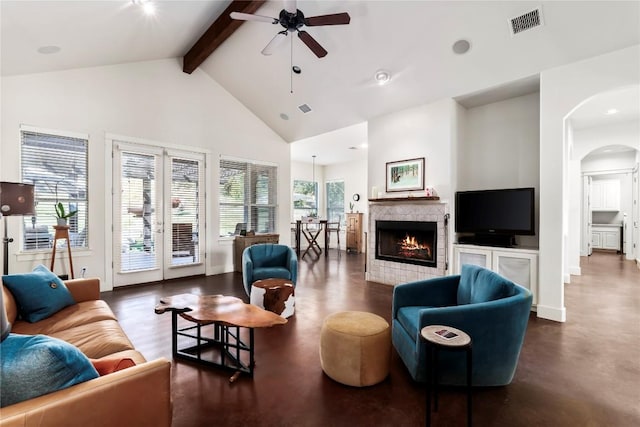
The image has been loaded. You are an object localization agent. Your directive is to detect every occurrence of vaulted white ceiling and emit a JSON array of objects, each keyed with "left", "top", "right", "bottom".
[{"left": 2, "top": 1, "right": 640, "bottom": 150}]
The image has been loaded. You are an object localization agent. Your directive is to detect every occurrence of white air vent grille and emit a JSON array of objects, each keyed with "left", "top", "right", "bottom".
[
  {"left": 298, "top": 104, "right": 312, "bottom": 114},
  {"left": 509, "top": 7, "right": 544, "bottom": 35}
]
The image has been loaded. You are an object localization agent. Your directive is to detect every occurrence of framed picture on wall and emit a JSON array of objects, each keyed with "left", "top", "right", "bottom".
[{"left": 386, "top": 157, "right": 425, "bottom": 192}]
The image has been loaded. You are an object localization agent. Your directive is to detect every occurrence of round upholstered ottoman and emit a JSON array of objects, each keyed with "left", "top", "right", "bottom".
[
  {"left": 250, "top": 278, "right": 295, "bottom": 318},
  {"left": 320, "top": 311, "right": 390, "bottom": 387}
]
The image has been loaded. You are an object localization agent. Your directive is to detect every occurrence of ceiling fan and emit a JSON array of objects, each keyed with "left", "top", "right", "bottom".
[{"left": 230, "top": 0, "right": 350, "bottom": 58}]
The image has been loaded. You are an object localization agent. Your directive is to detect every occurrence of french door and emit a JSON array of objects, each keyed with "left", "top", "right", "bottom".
[{"left": 113, "top": 142, "right": 205, "bottom": 286}]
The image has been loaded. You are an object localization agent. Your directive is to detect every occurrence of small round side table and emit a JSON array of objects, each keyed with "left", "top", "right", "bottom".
[{"left": 420, "top": 325, "right": 472, "bottom": 427}]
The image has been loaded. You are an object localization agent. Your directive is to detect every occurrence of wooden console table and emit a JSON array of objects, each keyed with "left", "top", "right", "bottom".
[{"left": 234, "top": 233, "right": 279, "bottom": 273}]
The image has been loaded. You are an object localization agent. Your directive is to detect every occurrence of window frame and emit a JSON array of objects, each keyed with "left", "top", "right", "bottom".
[
  {"left": 20, "top": 125, "right": 89, "bottom": 252},
  {"left": 219, "top": 157, "right": 278, "bottom": 238}
]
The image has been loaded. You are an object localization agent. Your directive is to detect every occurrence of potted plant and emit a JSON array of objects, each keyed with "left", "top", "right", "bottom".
[{"left": 55, "top": 202, "right": 77, "bottom": 226}]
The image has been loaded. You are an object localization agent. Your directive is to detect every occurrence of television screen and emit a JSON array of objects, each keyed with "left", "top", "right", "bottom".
[{"left": 455, "top": 187, "right": 535, "bottom": 235}]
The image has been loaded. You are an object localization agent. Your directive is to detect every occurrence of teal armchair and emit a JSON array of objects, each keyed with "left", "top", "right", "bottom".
[
  {"left": 242, "top": 244, "right": 298, "bottom": 296},
  {"left": 392, "top": 264, "right": 532, "bottom": 386}
]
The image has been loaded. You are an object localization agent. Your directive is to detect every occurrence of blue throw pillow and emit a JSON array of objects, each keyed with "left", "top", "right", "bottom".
[
  {"left": 0, "top": 334, "right": 99, "bottom": 407},
  {"left": 2, "top": 265, "right": 76, "bottom": 322}
]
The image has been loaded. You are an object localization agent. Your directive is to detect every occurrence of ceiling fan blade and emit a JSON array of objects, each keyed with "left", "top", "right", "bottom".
[
  {"left": 229, "top": 12, "right": 278, "bottom": 24},
  {"left": 298, "top": 31, "right": 327, "bottom": 58},
  {"left": 305, "top": 12, "right": 351, "bottom": 26},
  {"left": 283, "top": 0, "right": 297, "bottom": 14},
  {"left": 262, "top": 31, "right": 288, "bottom": 56}
]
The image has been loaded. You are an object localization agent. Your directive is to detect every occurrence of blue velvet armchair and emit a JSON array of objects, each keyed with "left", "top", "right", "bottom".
[
  {"left": 242, "top": 244, "right": 298, "bottom": 296},
  {"left": 392, "top": 264, "right": 532, "bottom": 386}
]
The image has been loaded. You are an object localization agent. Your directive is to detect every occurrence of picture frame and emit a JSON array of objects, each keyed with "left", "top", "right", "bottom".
[{"left": 386, "top": 157, "right": 425, "bottom": 192}]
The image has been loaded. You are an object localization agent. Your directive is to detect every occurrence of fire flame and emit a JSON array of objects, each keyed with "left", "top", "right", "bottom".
[{"left": 401, "top": 234, "right": 431, "bottom": 257}]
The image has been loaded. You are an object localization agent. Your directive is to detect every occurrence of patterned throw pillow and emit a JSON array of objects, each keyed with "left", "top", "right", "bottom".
[{"left": 2, "top": 264, "right": 76, "bottom": 323}]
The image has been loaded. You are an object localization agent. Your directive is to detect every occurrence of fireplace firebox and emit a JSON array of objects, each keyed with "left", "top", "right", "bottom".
[{"left": 375, "top": 220, "right": 437, "bottom": 267}]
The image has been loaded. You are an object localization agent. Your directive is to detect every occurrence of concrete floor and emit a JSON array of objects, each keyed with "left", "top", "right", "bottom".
[{"left": 102, "top": 250, "right": 640, "bottom": 426}]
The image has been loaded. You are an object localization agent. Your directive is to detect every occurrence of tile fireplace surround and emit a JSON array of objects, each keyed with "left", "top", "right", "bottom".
[{"left": 367, "top": 199, "right": 448, "bottom": 285}]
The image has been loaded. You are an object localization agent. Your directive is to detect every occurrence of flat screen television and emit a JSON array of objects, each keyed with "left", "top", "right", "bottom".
[{"left": 455, "top": 187, "right": 535, "bottom": 246}]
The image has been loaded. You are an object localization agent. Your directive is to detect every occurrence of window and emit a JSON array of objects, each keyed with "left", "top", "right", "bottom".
[
  {"left": 326, "top": 180, "right": 345, "bottom": 225},
  {"left": 21, "top": 127, "right": 88, "bottom": 250},
  {"left": 219, "top": 158, "right": 277, "bottom": 237},
  {"left": 293, "top": 179, "right": 317, "bottom": 219}
]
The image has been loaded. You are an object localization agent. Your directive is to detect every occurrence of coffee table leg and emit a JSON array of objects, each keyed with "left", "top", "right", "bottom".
[{"left": 171, "top": 311, "right": 178, "bottom": 357}]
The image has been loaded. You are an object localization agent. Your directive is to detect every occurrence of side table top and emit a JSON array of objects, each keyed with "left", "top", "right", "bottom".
[
  {"left": 421, "top": 325, "right": 471, "bottom": 348},
  {"left": 155, "top": 293, "right": 287, "bottom": 328},
  {"left": 252, "top": 278, "right": 294, "bottom": 289}
]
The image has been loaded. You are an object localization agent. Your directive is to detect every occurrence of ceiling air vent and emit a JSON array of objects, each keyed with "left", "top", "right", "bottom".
[
  {"left": 298, "top": 104, "right": 312, "bottom": 114},
  {"left": 509, "top": 7, "right": 544, "bottom": 36}
]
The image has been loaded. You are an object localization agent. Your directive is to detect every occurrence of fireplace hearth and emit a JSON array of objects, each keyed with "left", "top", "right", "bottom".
[{"left": 376, "top": 220, "right": 437, "bottom": 268}]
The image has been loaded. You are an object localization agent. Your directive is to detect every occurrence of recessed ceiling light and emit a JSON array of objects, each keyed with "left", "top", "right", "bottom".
[
  {"left": 374, "top": 69, "right": 391, "bottom": 85},
  {"left": 132, "top": 0, "right": 155, "bottom": 15},
  {"left": 292, "top": 66, "right": 302, "bottom": 74},
  {"left": 348, "top": 146, "right": 358, "bottom": 150},
  {"left": 37, "top": 45, "right": 61, "bottom": 55},
  {"left": 603, "top": 149, "right": 613, "bottom": 152},
  {"left": 606, "top": 108, "right": 619, "bottom": 115},
  {"left": 360, "top": 143, "right": 368, "bottom": 148},
  {"left": 452, "top": 39, "right": 471, "bottom": 55},
  {"left": 280, "top": 113, "right": 289, "bottom": 120}
]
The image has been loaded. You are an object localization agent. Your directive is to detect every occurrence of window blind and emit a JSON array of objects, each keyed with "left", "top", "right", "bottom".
[
  {"left": 219, "top": 158, "right": 277, "bottom": 237},
  {"left": 170, "top": 157, "right": 200, "bottom": 265},
  {"left": 21, "top": 129, "right": 88, "bottom": 250},
  {"left": 326, "top": 180, "right": 345, "bottom": 224}
]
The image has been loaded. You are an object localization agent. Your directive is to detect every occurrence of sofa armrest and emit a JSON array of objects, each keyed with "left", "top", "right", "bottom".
[
  {"left": 417, "top": 290, "right": 533, "bottom": 352},
  {"left": 392, "top": 275, "right": 460, "bottom": 317},
  {"left": 64, "top": 278, "right": 100, "bottom": 302},
  {"left": 0, "top": 358, "right": 172, "bottom": 427}
]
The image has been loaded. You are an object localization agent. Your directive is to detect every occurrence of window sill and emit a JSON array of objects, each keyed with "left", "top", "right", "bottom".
[{"left": 16, "top": 248, "right": 94, "bottom": 262}]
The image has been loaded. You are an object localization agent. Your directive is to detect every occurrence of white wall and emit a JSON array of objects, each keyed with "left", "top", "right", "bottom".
[
  {"left": 539, "top": 44, "right": 640, "bottom": 322},
  {"left": 458, "top": 92, "right": 540, "bottom": 247},
  {"left": 368, "top": 98, "right": 458, "bottom": 203},
  {"left": 0, "top": 58, "right": 291, "bottom": 290},
  {"left": 324, "top": 159, "right": 368, "bottom": 251}
]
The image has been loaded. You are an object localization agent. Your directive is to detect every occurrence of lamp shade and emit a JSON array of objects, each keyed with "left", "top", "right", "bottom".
[{"left": 0, "top": 182, "right": 35, "bottom": 216}]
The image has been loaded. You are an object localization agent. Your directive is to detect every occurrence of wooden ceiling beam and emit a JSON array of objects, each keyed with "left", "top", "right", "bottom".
[{"left": 183, "top": 0, "right": 266, "bottom": 74}]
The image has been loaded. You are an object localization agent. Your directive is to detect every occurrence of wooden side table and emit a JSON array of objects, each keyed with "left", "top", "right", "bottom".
[
  {"left": 421, "top": 325, "right": 472, "bottom": 427},
  {"left": 50, "top": 225, "right": 74, "bottom": 279}
]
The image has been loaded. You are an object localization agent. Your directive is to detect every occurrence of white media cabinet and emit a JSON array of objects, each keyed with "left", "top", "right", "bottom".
[{"left": 452, "top": 243, "right": 538, "bottom": 307}]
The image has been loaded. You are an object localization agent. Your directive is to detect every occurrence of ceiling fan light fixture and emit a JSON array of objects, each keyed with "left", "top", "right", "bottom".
[{"left": 374, "top": 69, "right": 391, "bottom": 85}]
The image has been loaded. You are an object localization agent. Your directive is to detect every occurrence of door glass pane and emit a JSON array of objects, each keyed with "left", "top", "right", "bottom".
[
  {"left": 170, "top": 158, "right": 199, "bottom": 266},
  {"left": 120, "top": 152, "right": 158, "bottom": 272}
]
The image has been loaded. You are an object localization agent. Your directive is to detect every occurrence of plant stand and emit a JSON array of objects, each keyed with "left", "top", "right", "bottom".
[{"left": 50, "top": 225, "right": 74, "bottom": 279}]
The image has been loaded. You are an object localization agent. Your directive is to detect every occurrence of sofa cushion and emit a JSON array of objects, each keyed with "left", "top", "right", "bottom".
[
  {"left": 252, "top": 267, "right": 292, "bottom": 282},
  {"left": 11, "top": 300, "right": 118, "bottom": 336},
  {"left": 2, "top": 265, "right": 75, "bottom": 322},
  {"left": 0, "top": 333, "right": 98, "bottom": 407},
  {"left": 457, "top": 264, "right": 514, "bottom": 305},
  {"left": 49, "top": 319, "right": 135, "bottom": 359}
]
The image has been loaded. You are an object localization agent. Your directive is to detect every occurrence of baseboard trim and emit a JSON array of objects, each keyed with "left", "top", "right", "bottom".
[
  {"left": 536, "top": 304, "right": 566, "bottom": 322},
  {"left": 568, "top": 266, "right": 581, "bottom": 276}
]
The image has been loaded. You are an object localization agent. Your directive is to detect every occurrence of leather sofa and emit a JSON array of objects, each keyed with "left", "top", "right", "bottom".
[
  {"left": 392, "top": 264, "right": 533, "bottom": 386},
  {"left": 0, "top": 278, "right": 172, "bottom": 427}
]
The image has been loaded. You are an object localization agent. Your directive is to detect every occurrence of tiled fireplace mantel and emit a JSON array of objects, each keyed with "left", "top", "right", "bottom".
[{"left": 367, "top": 199, "right": 449, "bottom": 286}]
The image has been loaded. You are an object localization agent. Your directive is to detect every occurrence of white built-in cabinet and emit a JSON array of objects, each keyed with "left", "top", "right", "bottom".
[
  {"left": 591, "top": 179, "right": 620, "bottom": 211},
  {"left": 452, "top": 244, "right": 538, "bottom": 306},
  {"left": 591, "top": 225, "right": 621, "bottom": 251}
]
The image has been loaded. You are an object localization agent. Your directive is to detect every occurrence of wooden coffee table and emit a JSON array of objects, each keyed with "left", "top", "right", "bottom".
[{"left": 155, "top": 294, "right": 287, "bottom": 382}]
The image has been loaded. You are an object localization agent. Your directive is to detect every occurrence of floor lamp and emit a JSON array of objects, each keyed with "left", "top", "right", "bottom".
[{"left": 1, "top": 182, "right": 35, "bottom": 276}]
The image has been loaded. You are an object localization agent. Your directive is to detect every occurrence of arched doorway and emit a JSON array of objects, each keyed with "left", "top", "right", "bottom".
[{"left": 565, "top": 85, "right": 640, "bottom": 279}]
